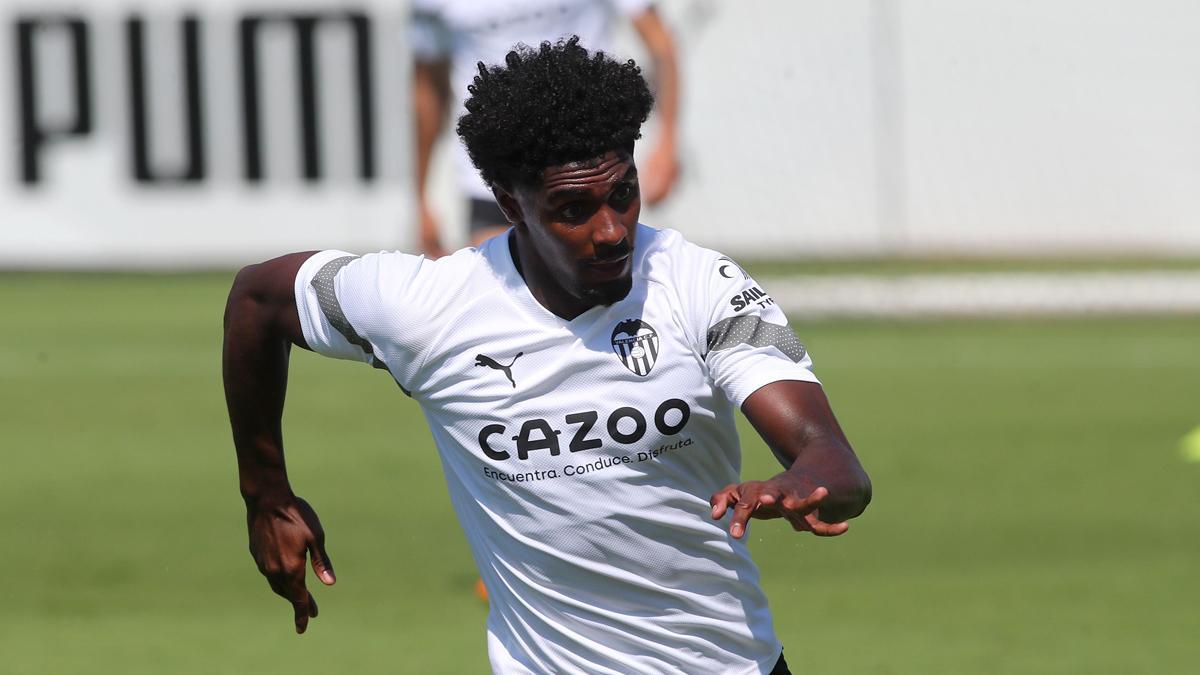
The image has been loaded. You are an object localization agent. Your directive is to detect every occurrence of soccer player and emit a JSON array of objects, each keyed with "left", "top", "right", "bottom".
[
  {"left": 223, "top": 37, "right": 871, "bottom": 674},
  {"left": 411, "top": 0, "right": 680, "bottom": 256}
]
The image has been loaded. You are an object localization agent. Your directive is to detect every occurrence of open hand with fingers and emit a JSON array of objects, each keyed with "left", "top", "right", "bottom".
[
  {"left": 246, "top": 494, "right": 337, "bottom": 634},
  {"left": 710, "top": 474, "right": 851, "bottom": 540}
]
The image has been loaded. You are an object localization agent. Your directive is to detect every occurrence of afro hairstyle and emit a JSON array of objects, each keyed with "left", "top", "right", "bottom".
[{"left": 456, "top": 35, "right": 653, "bottom": 191}]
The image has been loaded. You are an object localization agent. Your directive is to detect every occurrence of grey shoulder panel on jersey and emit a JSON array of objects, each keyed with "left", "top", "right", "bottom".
[
  {"left": 310, "top": 256, "right": 373, "bottom": 353},
  {"left": 706, "top": 315, "right": 807, "bottom": 362},
  {"left": 310, "top": 255, "right": 412, "bottom": 396}
]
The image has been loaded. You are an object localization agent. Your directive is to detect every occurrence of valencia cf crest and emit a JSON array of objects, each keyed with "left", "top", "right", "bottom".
[{"left": 611, "top": 319, "right": 660, "bottom": 376}]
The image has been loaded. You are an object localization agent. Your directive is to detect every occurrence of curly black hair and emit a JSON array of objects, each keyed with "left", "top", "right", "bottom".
[{"left": 456, "top": 36, "right": 653, "bottom": 190}]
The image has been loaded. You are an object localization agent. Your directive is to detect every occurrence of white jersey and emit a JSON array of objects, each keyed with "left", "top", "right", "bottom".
[
  {"left": 294, "top": 225, "right": 819, "bottom": 674},
  {"left": 410, "top": 0, "right": 651, "bottom": 199}
]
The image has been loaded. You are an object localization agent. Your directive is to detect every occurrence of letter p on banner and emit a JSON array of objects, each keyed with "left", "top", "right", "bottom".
[{"left": 16, "top": 15, "right": 93, "bottom": 184}]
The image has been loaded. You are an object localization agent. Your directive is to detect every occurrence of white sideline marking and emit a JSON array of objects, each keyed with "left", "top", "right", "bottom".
[{"left": 761, "top": 272, "right": 1200, "bottom": 318}]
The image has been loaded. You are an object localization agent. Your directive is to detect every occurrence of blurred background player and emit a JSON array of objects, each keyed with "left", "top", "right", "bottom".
[{"left": 410, "top": 0, "right": 680, "bottom": 256}]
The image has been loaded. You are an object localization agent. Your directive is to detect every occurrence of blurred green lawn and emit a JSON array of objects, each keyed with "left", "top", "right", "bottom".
[{"left": 2, "top": 273, "right": 1198, "bottom": 674}]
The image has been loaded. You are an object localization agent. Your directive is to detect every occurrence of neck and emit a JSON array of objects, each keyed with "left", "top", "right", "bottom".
[{"left": 509, "top": 232, "right": 593, "bottom": 321}]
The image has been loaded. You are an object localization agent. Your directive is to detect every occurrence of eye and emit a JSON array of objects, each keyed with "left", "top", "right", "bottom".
[
  {"left": 611, "top": 183, "right": 635, "bottom": 203},
  {"left": 559, "top": 203, "right": 583, "bottom": 221}
]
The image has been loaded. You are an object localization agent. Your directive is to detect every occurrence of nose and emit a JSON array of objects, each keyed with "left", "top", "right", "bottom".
[{"left": 592, "top": 205, "right": 627, "bottom": 249}]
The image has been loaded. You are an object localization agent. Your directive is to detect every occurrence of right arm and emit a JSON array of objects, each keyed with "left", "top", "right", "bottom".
[
  {"left": 631, "top": 7, "right": 681, "bottom": 205},
  {"left": 222, "top": 252, "right": 336, "bottom": 634},
  {"left": 412, "top": 58, "right": 451, "bottom": 258}
]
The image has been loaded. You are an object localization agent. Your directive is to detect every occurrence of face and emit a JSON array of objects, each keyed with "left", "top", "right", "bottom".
[{"left": 500, "top": 150, "right": 641, "bottom": 310}]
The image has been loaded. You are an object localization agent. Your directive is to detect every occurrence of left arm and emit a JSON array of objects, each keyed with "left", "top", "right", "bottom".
[{"left": 711, "top": 380, "right": 872, "bottom": 538}]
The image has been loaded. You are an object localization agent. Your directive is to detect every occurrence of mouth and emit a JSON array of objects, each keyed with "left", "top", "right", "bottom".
[{"left": 584, "top": 252, "right": 631, "bottom": 280}]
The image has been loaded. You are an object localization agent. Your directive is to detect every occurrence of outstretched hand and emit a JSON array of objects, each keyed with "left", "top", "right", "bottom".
[
  {"left": 246, "top": 495, "right": 336, "bottom": 634},
  {"left": 639, "top": 137, "right": 679, "bottom": 206},
  {"left": 710, "top": 474, "right": 850, "bottom": 539},
  {"left": 419, "top": 202, "right": 448, "bottom": 259}
]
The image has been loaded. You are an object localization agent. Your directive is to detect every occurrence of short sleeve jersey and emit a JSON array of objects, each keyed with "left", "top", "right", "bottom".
[
  {"left": 409, "top": 0, "right": 652, "bottom": 199},
  {"left": 294, "top": 225, "right": 818, "bottom": 674}
]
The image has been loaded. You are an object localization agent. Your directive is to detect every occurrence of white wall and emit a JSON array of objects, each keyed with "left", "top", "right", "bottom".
[
  {"left": 3, "top": 0, "right": 1199, "bottom": 267},
  {"left": 640, "top": 0, "right": 1200, "bottom": 257},
  {"left": 896, "top": 0, "right": 1200, "bottom": 255},
  {"left": 629, "top": 0, "right": 883, "bottom": 256}
]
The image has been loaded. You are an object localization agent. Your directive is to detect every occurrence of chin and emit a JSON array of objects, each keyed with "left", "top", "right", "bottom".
[{"left": 581, "top": 275, "right": 633, "bottom": 306}]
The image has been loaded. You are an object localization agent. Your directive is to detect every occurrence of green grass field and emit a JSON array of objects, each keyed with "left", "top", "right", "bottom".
[{"left": 2, "top": 273, "right": 1198, "bottom": 674}]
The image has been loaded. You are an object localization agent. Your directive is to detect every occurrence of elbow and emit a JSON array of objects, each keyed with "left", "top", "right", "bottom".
[
  {"left": 850, "top": 471, "right": 872, "bottom": 517},
  {"left": 837, "top": 439, "right": 873, "bottom": 518},
  {"left": 847, "top": 468, "right": 873, "bottom": 519},
  {"left": 826, "top": 467, "right": 872, "bottom": 522},
  {"left": 223, "top": 251, "right": 312, "bottom": 348},
  {"left": 224, "top": 263, "right": 264, "bottom": 331}
]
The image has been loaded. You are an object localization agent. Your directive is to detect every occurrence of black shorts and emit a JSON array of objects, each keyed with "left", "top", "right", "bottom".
[
  {"left": 468, "top": 198, "right": 510, "bottom": 234},
  {"left": 770, "top": 650, "right": 792, "bottom": 675}
]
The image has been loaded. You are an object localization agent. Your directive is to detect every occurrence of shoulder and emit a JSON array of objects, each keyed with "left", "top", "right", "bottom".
[
  {"left": 301, "top": 244, "right": 495, "bottom": 325},
  {"left": 364, "top": 244, "right": 493, "bottom": 310},
  {"left": 637, "top": 223, "right": 731, "bottom": 287},
  {"left": 636, "top": 223, "right": 772, "bottom": 334},
  {"left": 294, "top": 243, "right": 505, "bottom": 374},
  {"left": 301, "top": 244, "right": 480, "bottom": 288}
]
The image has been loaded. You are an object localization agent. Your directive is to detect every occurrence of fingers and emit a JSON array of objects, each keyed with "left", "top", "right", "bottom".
[
  {"left": 713, "top": 482, "right": 852, "bottom": 539},
  {"left": 804, "top": 511, "right": 850, "bottom": 537},
  {"left": 709, "top": 485, "right": 739, "bottom": 521},
  {"left": 729, "top": 498, "right": 757, "bottom": 539},
  {"left": 710, "top": 483, "right": 770, "bottom": 523},
  {"left": 308, "top": 539, "right": 337, "bottom": 586},
  {"left": 727, "top": 481, "right": 772, "bottom": 539},
  {"left": 296, "top": 498, "right": 336, "bottom": 585},
  {"left": 643, "top": 182, "right": 667, "bottom": 205},
  {"left": 289, "top": 577, "right": 313, "bottom": 634},
  {"left": 260, "top": 557, "right": 322, "bottom": 633},
  {"left": 295, "top": 589, "right": 318, "bottom": 624},
  {"left": 780, "top": 485, "right": 828, "bottom": 513},
  {"left": 292, "top": 598, "right": 308, "bottom": 634},
  {"left": 711, "top": 481, "right": 782, "bottom": 539},
  {"left": 640, "top": 145, "right": 679, "bottom": 205},
  {"left": 643, "top": 170, "right": 675, "bottom": 205},
  {"left": 264, "top": 569, "right": 314, "bottom": 634},
  {"left": 283, "top": 539, "right": 335, "bottom": 633},
  {"left": 268, "top": 566, "right": 325, "bottom": 634},
  {"left": 780, "top": 488, "right": 849, "bottom": 537},
  {"left": 778, "top": 509, "right": 846, "bottom": 536},
  {"left": 247, "top": 496, "right": 334, "bottom": 634},
  {"left": 266, "top": 574, "right": 288, "bottom": 599}
]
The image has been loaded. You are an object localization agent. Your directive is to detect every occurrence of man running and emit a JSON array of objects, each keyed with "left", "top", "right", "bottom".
[{"left": 223, "top": 37, "right": 871, "bottom": 674}]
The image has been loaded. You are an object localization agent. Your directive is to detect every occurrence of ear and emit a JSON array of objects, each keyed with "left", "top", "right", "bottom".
[{"left": 491, "top": 185, "right": 524, "bottom": 227}]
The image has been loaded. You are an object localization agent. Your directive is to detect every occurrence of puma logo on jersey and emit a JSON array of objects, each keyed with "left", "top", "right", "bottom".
[{"left": 475, "top": 352, "right": 523, "bottom": 387}]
